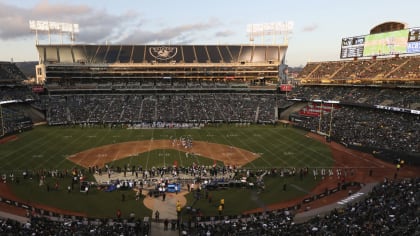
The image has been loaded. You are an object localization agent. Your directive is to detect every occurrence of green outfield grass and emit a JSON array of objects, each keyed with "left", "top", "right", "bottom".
[
  {"left": 183, "top": 174, "right": 319, "bottom": 218},
  {"left": 0, "top": 125, "right": 333, "bottom": 218}
]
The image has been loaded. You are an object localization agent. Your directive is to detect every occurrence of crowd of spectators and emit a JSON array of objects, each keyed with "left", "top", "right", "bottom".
[
  {"left": 289, "top": 85, "right": 420, "bottom": 110},
  {"left": 0, "top": 216, "right": 149, "bottom": 236},
  {"left": 0, "top": 107, "right": 33, "bottom": 136},
  {"left": 2, "top": 177, "right": 416, "bottom": 235},
  {"left": 170, "top": 177, "right": 420, "bottom": 235},
  {"left": 40, "top": 93, "right": 287, "bottom": 125},
  {"left": 46, "top": 78, "right": 250, "bottom": 91},
  {"left": 0, "top": 62, "right": 37, "bottom": 137},
  {"left": 0, "top": 62, "right": 35, "bottom": 102},
  {"left": 292, "top": 105, "right": 420, "bottom": 153},
  {"left": 298, "top": 55, "right": 420, "bottom": 83},
  {"left": 0, "top": 62, "right": 26, "bottom": 82},
  {"left": 0, "top": 86, "right": 36, "bottom": 103},
  {"left": 287, "top": 177, "right": 420, "bottom": 235}
]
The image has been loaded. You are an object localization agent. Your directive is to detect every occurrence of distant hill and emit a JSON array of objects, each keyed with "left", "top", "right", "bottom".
[{"left": 15, "top": 61, "right": 37, "bottom": 78}]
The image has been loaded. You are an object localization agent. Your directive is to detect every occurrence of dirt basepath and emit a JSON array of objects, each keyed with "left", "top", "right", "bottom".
[
  {"left": 0, "top": 135, "right": 18, "bottom": 144},
  {"left": 67, "top": 140, "right": 260, "bottom": 168},
  {"left": 0, "top": 181, "right": 87, "bottom": 218}
]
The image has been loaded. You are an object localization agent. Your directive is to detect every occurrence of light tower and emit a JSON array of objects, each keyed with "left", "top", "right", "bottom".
[
  {"left": 29, "top": 20, "right": 79, "bottom": 84},
  {"left": 29, "top": 20, "right": 79, "bottom": 45},
  {"left": 246, "top": 21, "right": 293, "bottom": 45},
  {"left": 247, "top": 21, "right": 294, "bottom": 84}
]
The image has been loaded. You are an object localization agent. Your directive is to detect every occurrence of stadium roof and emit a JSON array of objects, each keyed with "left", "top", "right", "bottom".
[
  {"left": 370, "top": 21, "right": 407, "bottom": 34},
  {"left": 36, "top": 44, "right": 288, "bottom": 65}
]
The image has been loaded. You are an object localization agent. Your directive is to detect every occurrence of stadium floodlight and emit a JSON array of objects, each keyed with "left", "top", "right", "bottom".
[
  {"left": 29, "top": 20, "right": 79, "bottom": 44},
  {"left": 247, "top": 21, "right": 294, "bottom": 44}
]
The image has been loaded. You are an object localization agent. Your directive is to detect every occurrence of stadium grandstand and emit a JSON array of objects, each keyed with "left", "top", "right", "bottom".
[
  {"left": 288, "top": 21, "right": 420, "bottom": 163},
  {"left": 0, "top": 21, "right": 419, "bottom": 236},
  {"left": 29, "top": 22, "right": 419, "bottom": 160},
  {"left": 0, "top": 62, "right": 38, "bottom": 137},
  {"left": 1, "top": 21, "right": 418, "bottom": 162},
  {"left": 34, "top": 44, "right": 290, "bottom": 125},
  {"left": 296, "top": 55, "right": 420, "bottom": 85}
]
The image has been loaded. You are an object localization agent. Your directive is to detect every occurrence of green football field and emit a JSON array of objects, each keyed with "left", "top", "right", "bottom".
[
  {"left": 0, "top": 125, "right": 333, "bottom": 218},
  {"left": 0, "top": 125, "right": 333, "bottom": 171}
]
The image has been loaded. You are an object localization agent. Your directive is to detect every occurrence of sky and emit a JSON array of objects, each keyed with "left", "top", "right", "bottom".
[{"left": 0, "top": 0, "right": 419, "bottom": 67}]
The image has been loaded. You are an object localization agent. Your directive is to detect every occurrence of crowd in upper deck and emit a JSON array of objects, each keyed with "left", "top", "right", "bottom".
[{"left": 298, "top": 55, "right": 420, "bottom": 82}]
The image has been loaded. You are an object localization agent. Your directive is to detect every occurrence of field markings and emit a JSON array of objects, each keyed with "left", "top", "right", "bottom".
[
  {"left": 2, "top": 126, "right": 332, "bottom": 174},
  {"left": 60, "top": 127, "right": 117, "bottom": 169},
  {"left": 250, "top": 127, "right": 305, "bottom": 167},
  {"left": 28, "top": 128, "right": 79, "bottom": 169},
  {"left": 125, "top": 129, "right": 145, "bottom": 168},
  {"left": 212, "top": 129, "right": 260, "bottom": 167},
  {"left": 40, "top": 128, "right": 94, "bottom": 169},
  {"left": 230, "top": 128, "right": 277, "bottom": 167},
  {"left": 0, "top": 129, "right": 48, "bottom": 169},
  {"left": 129, "top": 128, "right": 147, "bottom": 168},
  {"left": 50, "top": 128, "right": 105, "bottom": 169},
  {"left": 196, "top": 128, "right": 237, "bottom": 166},
  {"left": 1, "top": 127, "right": 65, "bottom": 170},
  {"left": 87, "top": 128, "right": 116, "bottom": 168},
  {"left": 144, "top": 129, "right": 155, "bottom": 169},
  {"left": 263, "top": 128, "right": 310, "bottom": 167},
  {"left": 289, "top": 183, "right": 311, "bottom": 194},
  {"left": 265, "top": 128, "right": 332, "bottom": 168},
  {"left": 173, "top": 129, "right": 184, "bottom": 168},
  {"left": 26, "top": 127, "right": 85, "bottom": 169},
  {"left": 162, "top": 150, "right": 166, "bottom": 167}
]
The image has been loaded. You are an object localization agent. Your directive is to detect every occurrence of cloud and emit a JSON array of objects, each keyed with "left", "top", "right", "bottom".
[
  {"left": 32, "top": 0, "right": 90, "bottom": 17},
  {"left": 0, "top": 1, "right": 223, "bottom": 45},
  {"left": 215, "top": 30, "right": 235, "bottom": 38},
  {"left": 119, "top": 19, "right": 220, "bottom": 44},
  {"left": 0, "top": 0, "right": 141, "bottom": 43},
  {"left": 302, "top": 23, "right": 318, "bottom": 32},
  {"left": 0, "top": 3, "right": 32, "bottom": 39}
]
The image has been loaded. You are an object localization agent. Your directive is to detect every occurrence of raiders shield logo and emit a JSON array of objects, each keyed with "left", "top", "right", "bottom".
[{"left": 149, "top": 46, "right": 178, "bottom": 60}]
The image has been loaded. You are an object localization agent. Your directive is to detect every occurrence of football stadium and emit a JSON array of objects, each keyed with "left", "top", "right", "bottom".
[{"left": 0, "top": 20, "right": 420, "bottom": 235}]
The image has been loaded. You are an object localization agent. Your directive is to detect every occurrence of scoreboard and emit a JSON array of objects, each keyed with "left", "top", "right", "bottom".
[
  {"left": 340, "top": 36, "right": 365, "bottom": 58},
  {"left": 407, "top": 27, "right": 420, "bottom": 53},
  {"left": 340, "top": 27, "right": 420, "bottom": 58}
]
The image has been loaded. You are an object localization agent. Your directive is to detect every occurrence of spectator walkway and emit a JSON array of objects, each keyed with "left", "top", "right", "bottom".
[
  {"left": 0, "top": 211, "right": 27, "bottom": 224},
  {"left": 293, "top": 182, "right": 377, "bottom": 223}
]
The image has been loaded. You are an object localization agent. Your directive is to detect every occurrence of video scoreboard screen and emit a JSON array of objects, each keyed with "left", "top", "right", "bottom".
[
  {"left": 340, "top": 27, "right": 420, "bottom": 58},
  {"left": 340, "top": 36, "right": 365, "bottom": 58},
  {"left": 407, "top": 27, "right": 420, "bottom": 53}
]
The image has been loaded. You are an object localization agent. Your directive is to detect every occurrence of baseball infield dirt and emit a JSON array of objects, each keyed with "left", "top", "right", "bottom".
[{"left": 67, "top": 140, "right": 260, "bottom": 168}]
